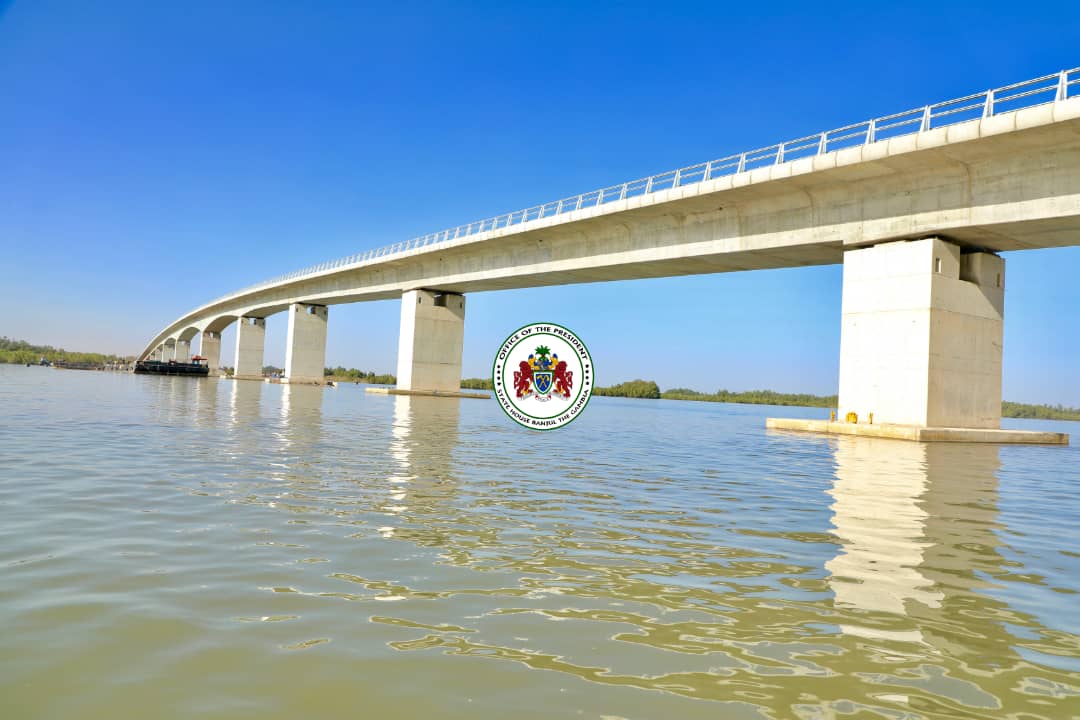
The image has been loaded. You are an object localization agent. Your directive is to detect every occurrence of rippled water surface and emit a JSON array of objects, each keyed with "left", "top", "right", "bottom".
[{"left": 2, "top": 364, "right": 1079, "bottom": 719}]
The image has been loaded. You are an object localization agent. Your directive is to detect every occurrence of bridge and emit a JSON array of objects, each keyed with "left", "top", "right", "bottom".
[{"left": 141, "top": 69, "right": 1080, "bottom": 441}]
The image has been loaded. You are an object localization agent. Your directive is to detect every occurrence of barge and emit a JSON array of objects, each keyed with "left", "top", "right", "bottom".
[{"left": 134, "top": 356, "right": 210, "bottom": 377}]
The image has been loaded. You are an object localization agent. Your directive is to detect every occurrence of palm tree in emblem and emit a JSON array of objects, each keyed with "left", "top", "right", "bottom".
[{"left": 534, "top": 345, "right": 552, "bottom": 371}]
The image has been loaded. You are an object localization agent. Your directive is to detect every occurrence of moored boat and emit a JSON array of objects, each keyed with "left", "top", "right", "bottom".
[{"left": 134, "top": 356, "right": 210, "bottom": 377}]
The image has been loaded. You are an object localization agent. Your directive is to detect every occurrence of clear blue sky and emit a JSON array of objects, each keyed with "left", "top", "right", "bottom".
[{"left": 2, "top": 0, "right": 1079, "bottom": 404}]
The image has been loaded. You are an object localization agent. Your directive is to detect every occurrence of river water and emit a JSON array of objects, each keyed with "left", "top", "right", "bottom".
[{"left": 2, "top": 364, "right": 1078, "bottom": 719}]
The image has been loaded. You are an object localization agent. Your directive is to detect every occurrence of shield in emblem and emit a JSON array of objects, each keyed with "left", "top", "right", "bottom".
[{"left": 533, "top": 371, "right": 553, "bottom": 395}]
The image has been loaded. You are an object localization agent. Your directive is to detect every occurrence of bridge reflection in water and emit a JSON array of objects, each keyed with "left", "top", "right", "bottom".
[
  {"left": 380, "top": 395, "right": 461, "bottom": 540},
  {"left": 823, "top": 436, "right": 1063, "bottom": 714},
  {"left": 826, "top": 438, "right": 966, "bottom": 641}
]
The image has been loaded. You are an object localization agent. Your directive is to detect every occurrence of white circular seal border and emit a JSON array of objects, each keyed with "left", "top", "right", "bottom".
[{"left": 492, "top": 323, "right": 593, "bottom": 430}]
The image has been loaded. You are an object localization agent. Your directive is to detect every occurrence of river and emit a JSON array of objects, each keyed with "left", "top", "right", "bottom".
[{"left": 2, "top": 364, "right": 1077, "bottom": 718}]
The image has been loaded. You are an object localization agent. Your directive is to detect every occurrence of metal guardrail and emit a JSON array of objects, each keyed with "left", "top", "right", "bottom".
[{"left": 216, "top": 67, "right": 1080, "bottom": 304}]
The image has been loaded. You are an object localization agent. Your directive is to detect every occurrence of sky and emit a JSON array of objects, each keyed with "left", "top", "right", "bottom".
[{"left": 2, "top": 0, "right": 1079, "bottom": 404}]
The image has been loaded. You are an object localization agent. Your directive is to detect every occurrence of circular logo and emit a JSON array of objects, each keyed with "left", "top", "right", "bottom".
[{"left": 493, "top": 323, "right": 593, "bottom": 430}]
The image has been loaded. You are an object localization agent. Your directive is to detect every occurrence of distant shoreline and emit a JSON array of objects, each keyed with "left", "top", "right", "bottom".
[
  {"left": 572, "top": 379, "right": 1080, "bottom": 422},
  {"left": 4, "top": 335, "right": 1077, "bottom": 423}
]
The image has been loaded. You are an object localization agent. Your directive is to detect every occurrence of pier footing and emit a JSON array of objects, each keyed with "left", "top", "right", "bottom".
[{"left": 766, "top": 418, "right": 1068, "bottom": 445}]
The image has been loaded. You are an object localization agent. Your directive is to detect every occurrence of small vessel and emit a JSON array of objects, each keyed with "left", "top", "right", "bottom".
[
  {"left": 53, "top": 361, "right": 104, "bottom": 371},
  {"left": 134, "top": 355, "right": 210, "bottom": 377}
]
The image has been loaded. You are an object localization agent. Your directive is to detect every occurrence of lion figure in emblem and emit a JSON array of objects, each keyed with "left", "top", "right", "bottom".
[
  {"left": 513, "top": 360, "right": 534, "bottom": 398},
  {"left": 552, "top": 360, "right": 573, "bottom": 399}
]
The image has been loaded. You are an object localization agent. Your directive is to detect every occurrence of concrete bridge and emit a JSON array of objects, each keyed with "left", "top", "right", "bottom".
[{"left": 141, "top": 69, "right": 1080, "bottom": 439}]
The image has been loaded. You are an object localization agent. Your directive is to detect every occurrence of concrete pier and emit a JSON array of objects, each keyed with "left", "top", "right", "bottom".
[
  {"left": 163, "top": 340, "right": 176, "bottom": 362},
  {"left": 234, "top": 317, "right": 266, "bottom": 380},
  {"left": 284, "top": 304, "right": 328, "bottom": 384},
  {"left": 174, "top": 339, "right": 191, "bottom": 363},
  {"left": 769, "top": 236, "right": 1067, "bottom": 444},
  {"left": 395, "top": 290, "right": 465, "bottom": 394},
  {"left": 201, "top": 331, "right": 222, "bottom": 376},
  {"left": 838, "top": 238, "right": 1004, "bottom": 428}
]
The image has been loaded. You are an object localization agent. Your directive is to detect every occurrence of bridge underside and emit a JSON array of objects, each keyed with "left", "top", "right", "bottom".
[{"left": 143, "top": 101, "right": 1080, "bottom": 345}]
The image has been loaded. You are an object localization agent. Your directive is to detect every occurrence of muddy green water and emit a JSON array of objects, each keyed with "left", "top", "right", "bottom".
[{"left": 2, "top": 364, "right": 1078, "bottom": 719}]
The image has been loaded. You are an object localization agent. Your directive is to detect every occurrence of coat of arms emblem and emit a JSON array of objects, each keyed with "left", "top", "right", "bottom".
[
  {"left": 494, "top": 324, "right": 593, "bottom": 430},
  {"left": 513, "top": 345, "right": 573, "bottom": 402}
]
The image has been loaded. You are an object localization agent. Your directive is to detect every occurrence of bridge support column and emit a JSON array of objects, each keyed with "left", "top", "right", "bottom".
[
  {"left": 234, "top": 317, "right": 266, "bottom": 380},
  {"left": 396, "top": 290, "right": 465, "bottom": 393},
  {"left": 163, "top": 340, "right": 177, "bottom": 362},
  {"left": 838, "top": 237, "right": 1004, "bottom": 428},
  {"left": 201, "top": 331, "right": 222, "bottom": 376},
  {"left": 284, "top": 304, "right": 328, "bottom": 384},
  {"left": 765, "top": 237, "right": 1066, "bottom": 442},
  {"left": 175, "top": 339, "right": 191, "bottom": 363}
]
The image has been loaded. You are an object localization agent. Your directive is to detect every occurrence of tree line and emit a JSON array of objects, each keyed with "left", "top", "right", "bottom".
[
  {"left": 0, "top": 336, "right": 132, "bottom": 366},
  {"left": 6, "top": 336, "right": 1078, "bottom": 420},
  {"left": 593, "top": 379, "right": 661, "bottom": 398},
  {"left": 324, "top": 366, "right": 396, "bottom": 384},
  {"left": 660, "top": 387, "right": 838, "bottom": 407},
  {"left": 1001, "top": 401, "right": 1080, "bottom": 421},
  {"left": 594, "top": 379, "right": 1080, "bottom": 421}
]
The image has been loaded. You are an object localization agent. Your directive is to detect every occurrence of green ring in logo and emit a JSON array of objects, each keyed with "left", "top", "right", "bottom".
[{"left": 491, "top": 322, "right": 593, "bottom": 431}]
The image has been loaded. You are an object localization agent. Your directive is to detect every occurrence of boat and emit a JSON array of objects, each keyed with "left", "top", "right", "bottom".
[
  {"left": 53, "top": 361, "right": 104, "bottom": 371},
  {"left": 134, "top": 355, "right": 210, "bottom": 377}
]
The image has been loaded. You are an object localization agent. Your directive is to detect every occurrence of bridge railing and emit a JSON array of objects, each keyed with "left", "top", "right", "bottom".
[{"left": 215, "top": 67, "right": 1080, "bottom": 304}]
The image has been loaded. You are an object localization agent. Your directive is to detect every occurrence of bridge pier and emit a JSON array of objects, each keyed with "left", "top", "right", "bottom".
[
  {"left": 395, "top": 290, "right": 466, "bottom": 394},
  {"left": 284, "top": 303, "right": 328, "bottom": 384},
  {"left": 234, "top": 317, "right": 266, "bottom": 380},
  {"left": 175, "top": 339, "right": 191, "bottom": 363},
  {"left": 838, "top": 237, "right": 1003, "bottom": 428},
  {"left": 770, "top": 237, "right": 1064, "bottom": 443},
  {"left": 163, "top": 339, "right": 176, "bottom": 362},
  {"left": 200, "top": 331, "right": 222, "bottom": 376}
]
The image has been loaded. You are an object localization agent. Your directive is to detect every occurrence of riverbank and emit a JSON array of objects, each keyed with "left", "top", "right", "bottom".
[
  {"left": 591, "top": 378, "right": 1080, "bottom": 422},
  {"left": 7, "top": 335, "right": 1076, "bottom": 422},
  {"left": 0, "top": 336, "right": 132, "bottom": 367}
]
